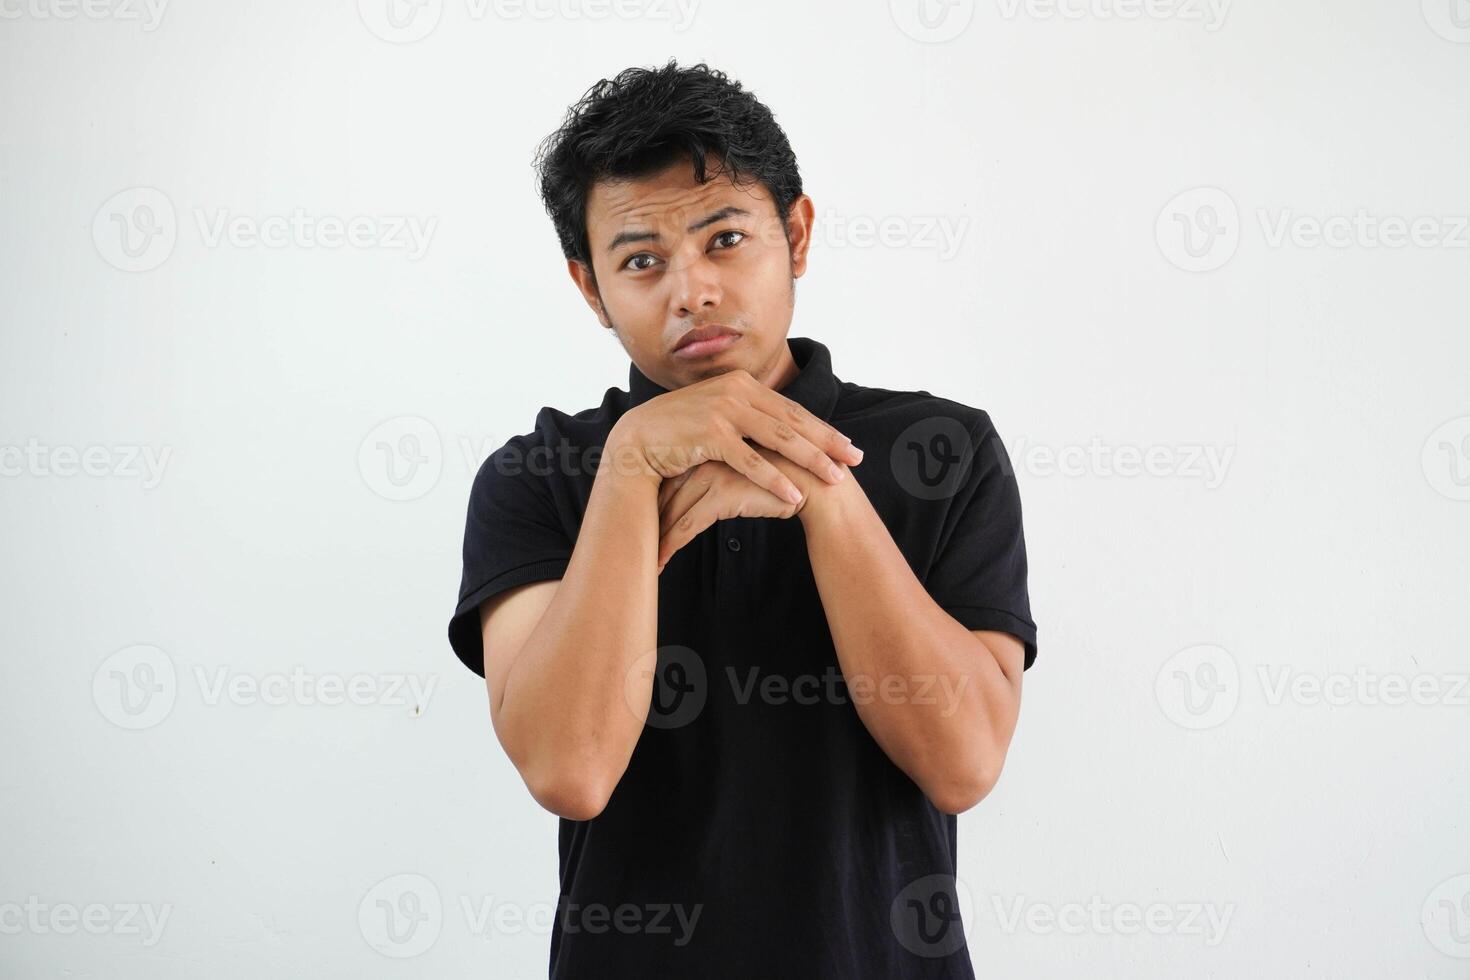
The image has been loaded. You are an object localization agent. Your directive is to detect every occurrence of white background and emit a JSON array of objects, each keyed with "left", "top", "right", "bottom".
[{"left": 3, "top": 0, "right": 1469, "bottom": 976}]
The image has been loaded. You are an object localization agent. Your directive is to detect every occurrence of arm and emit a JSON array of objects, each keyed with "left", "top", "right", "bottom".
[
  {"left": 798, "top": 463, "right": 1026, "bottom": 815},
  {"left": 480, "top": 427, "right": 662, "bottom": 821}
]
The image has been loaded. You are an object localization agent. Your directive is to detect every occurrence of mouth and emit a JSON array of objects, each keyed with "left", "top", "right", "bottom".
[{"left": 673, "top": 325, "right": 742, "bottom": 360}]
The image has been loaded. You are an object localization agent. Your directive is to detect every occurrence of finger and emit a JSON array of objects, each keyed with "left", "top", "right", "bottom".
[
  {"left": 658, "top": 495, "right": 719, "bottom": 567},
  {"left": 745, "top": 383, "right": 864, "bottom": 468},
  {"left": 658, "top": 467, "right": 715, "bottom": 538},
  {"left": 656, "top": 469, "right": 689, "bottom": 512},
  {"left": 727, "top": 401, "right": 847, "bottom": 486},
  {"left": 716, "top": 433, "right": 805, "bottom": 505}
]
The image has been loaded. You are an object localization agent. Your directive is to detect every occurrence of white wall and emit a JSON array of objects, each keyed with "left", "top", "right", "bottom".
[{"left": 2, "top": 0, "right": 1468, "bottom": 976}]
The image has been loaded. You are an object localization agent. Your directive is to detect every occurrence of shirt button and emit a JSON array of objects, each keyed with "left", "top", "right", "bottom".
[{"left": 725, "top": 536, "right": 741, "bottom": 552}]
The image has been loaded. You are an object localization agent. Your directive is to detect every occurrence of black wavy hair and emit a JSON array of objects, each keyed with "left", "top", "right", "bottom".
[{"left": 533, "top": 60, "right": 803, "bottom": 277}]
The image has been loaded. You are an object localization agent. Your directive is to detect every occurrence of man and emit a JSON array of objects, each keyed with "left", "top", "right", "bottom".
[{"left": 448, "top": 60, "right": 1038, "bottom": 979}]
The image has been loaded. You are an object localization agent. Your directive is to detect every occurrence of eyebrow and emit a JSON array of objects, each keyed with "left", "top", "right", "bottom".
[{"left": 605, "top": 206, "right": 752, "bottom": 255}]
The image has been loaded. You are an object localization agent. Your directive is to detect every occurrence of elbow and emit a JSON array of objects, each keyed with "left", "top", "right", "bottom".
[
  {"left": 929, "top": 777, "right": 994, "bottom": 816},
  {"left": 496, "top": 710, "right": 617, "bottom": 821},
  {"left": 525, "top": 763, "right": 615, "bottom": 822},
  {"left": 926, "top": 758, "right": 1002, "bottom": 816}
]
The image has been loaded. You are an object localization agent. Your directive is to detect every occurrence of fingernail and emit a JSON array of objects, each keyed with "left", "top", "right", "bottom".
[{"left": 786, "top": 485, "right": 803, "bottom": 504}]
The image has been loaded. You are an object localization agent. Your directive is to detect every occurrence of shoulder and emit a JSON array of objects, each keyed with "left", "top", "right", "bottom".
[
  {"left": 831, "top": 378, "right": 1020, "bottom": 505},
  {"left": 468, "top": 385, "right": 630, "bottom": 494},
  {"left": 833, "top": 378, "right": 1001, "bottom": 442},
  {"left": 526, "top": 384, "right": 629, "bottom": 450}
]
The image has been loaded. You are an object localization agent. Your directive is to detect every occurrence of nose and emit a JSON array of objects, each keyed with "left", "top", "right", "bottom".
[{"left": 668, "top": 250, "right": 723, "bottom": 319}]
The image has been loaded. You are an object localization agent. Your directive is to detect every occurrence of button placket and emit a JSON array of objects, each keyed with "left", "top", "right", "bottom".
[{"left": 716, "top": 517, "right": 743, "bottom": 553}]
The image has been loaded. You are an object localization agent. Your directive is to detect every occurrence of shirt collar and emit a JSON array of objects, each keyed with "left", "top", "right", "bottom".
[{"left": 627, "top": 335, "right": 841, "bottom": 421}]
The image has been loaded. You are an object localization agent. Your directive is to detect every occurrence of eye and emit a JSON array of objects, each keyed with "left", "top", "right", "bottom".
[
  {"left": 712, "top": 230, "right": 745, "bottom": 250},
  {"left": 622, "top": 252, "right": 659, "bottom": 272},
  {"left": 621, "top": 230, "right": 744, "bottom": 272}
]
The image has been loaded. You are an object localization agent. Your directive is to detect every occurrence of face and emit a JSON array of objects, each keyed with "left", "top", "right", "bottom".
[{"left": 569, "top": 154, "right": 815, "bottom": 392}]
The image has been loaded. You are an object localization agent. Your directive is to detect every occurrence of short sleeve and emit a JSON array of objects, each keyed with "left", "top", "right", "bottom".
[
  {"left": 923, "top": 412, "right": 1039, "bottom": 670},
  {"left": 447, "top": 433, "right": 574, "bottom": 678}
]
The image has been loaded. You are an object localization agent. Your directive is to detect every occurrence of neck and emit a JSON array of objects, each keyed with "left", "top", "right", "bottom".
[{"left": 759, "top": 338, "right": 800, "bottom": 393}]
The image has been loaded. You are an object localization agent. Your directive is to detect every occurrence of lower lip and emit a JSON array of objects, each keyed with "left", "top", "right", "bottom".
[{"left": 673, "top": 333, "right": 740, "bottom": 359}]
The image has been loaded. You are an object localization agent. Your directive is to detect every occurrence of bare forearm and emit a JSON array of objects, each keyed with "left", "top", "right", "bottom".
[
  {"left": 799, "top": 470, "right": 1019, "bottom": 813},
  {"left": 498, "top": 435, "right": 661, "bottom": 815}
]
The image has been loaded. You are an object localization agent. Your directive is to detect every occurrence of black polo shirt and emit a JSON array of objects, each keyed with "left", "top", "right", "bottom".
[{"left": 448, "top": 335, "right": 1037, "bottom": 980}]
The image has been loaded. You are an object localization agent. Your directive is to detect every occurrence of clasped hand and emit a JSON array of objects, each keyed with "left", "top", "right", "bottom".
[{"left": 655, "top": 445, "right": 847, "bottom": 572}]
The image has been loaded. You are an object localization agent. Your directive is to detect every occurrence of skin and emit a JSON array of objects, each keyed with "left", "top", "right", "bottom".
[
  {"left": 479, "top": 153, "right": 1024, "bottom": 820},
  {"left": 568, "top": 153, "right": 815, "bottom": 402}
]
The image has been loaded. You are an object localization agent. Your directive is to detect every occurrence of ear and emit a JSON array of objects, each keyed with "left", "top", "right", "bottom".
[
  {"left": 566, "top": 258, "right": 611, "bottom": 328},
  {"left": 785, "top": 194, "right": 817, "bottom": 279}
]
